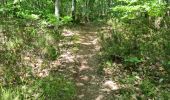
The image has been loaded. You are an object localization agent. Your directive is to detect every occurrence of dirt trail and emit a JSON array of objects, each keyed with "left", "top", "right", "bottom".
[{"left": 58, "top": 24, "right": 116, "bottom": 100}]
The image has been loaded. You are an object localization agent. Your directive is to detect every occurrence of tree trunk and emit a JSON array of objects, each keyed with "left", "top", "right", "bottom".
[
  {"left": 55, "top": 0, "right": 60, "bottom": 18},
  {"left": 72, "top": 0, "right": 76, "bottom": 22}
]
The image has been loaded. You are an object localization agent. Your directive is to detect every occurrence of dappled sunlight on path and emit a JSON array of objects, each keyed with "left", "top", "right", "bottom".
[{"left": 57, "top": 24, "right": 119, "bottom": 100}]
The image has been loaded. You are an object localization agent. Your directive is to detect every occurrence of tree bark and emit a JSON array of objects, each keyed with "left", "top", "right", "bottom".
[
  {"left": 72, "top": 0, "right": 76, "bottom": 22},
  {"left": 55, "top": 0, "right": 60, "bottom": 18}
]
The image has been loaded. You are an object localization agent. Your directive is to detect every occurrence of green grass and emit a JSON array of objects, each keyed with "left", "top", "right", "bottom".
[{"left": 0, "top": 75, "right": 76, "bottom": 100}]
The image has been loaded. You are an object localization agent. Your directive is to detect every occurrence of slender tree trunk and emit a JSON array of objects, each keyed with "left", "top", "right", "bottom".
[
  {"left": 72, "top": 0, "right": 76, "bottom": 22},
  {"left": 55, "top": 0, "right": 60, "bottom": 18},
  {"left": 165, "top": 0, "right": 170, "bottom": 16}
]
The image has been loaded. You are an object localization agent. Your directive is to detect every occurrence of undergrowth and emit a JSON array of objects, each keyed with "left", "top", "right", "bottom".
[
  {"left": 0, "top": 74, "right": 76, "bottom": 100},
  {"left": 0, "top": 16, "right": 76, "bottom": 99},
  {"left": 98, "top": 18, "right": 170, "bottom": 99}
]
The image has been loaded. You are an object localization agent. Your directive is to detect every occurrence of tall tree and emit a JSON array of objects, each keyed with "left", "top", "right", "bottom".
[
  {"left": 72, "top": 0, "right": 76, "bottom": 22},
  {"left": 55, "top": 0, "right": 60, "bottom": 18}
]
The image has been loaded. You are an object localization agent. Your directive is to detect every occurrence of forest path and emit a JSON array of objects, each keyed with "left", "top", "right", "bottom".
[{"left": 58, "top": 23, "right": 117, "bottom": 100}]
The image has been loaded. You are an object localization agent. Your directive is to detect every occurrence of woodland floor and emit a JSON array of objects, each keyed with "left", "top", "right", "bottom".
[{"left": 57, "top": 23, "right": 118, "bottom": 100}]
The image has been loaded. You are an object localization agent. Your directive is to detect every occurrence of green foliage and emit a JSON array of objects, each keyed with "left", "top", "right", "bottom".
[
  {"left": 0, "top": 75, "right": 76, "bottom": 100},
  {"left": 125, "top": 57, "right": 143, "bottom": 64},
  {"left": 0, "top": 87, "right": 21, "bottom": 100},
  {"left": 46, "top": 15, "right": 73, "bottom": 26},
  {"left": 112, "top": 5, "right": 142, "bottom": 20},
  {"left": 45, "top": 45, "right": 58, "bottom": 61},
  {"left": 120, "top": 75, "right": 136, "bottom": 84},
  {"left": 1, "top": 0, "right": 170, "bottom": 99},
  {"left": 118, "top": 88, "right": 136, "bottom": 99},
  {"left": 38, "top": 76, "right": 76, "bottom": 100},
  {"left": 105, "top": 60, "right": 113, "bottom": 67},
  {"left": 163, "top": 61, "right": 170, "bottom": 74},
  {"left": 140, "top": 79, "right": 156, "bottom": 97},
  {"left": 0, "top": 0, "right": 73, "bottom": 95},
  {"left": 159, "top": 91, "right": 170, "bottom": 99},
  {"left": 99, "top": 0, "right": 170, "bottom": 99},
  {"left": 0, "top": 17, "right": 61, "bottom": 86},
  {"left": 47, "top": 14, "right": 61, "bottom": 25},
  {"left": 168, "top": 61, "right": 170, "bottom": 65},
  {"left": 112, "top": 0, "right": 167, "bottom": 21},
  {"left": 0, "top": 83, "right": 42, "bottom": 100},
  {"left": 61, "top": 16, "right": 73, "bottom": 25}
]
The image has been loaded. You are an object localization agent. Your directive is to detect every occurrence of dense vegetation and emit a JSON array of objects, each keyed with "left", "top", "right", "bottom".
[{"left": 0, "top": 0, "right": 170, "bottom": 99}]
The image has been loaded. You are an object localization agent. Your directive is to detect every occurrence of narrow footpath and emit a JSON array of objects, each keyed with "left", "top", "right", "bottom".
[{"left": 58, "top": 24, "right": 118, "bottom": 100}]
